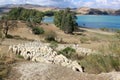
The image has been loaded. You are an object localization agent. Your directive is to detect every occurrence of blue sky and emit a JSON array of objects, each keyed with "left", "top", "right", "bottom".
[{"left": 0, "top": 0, "right": 120, "bottom": 9}]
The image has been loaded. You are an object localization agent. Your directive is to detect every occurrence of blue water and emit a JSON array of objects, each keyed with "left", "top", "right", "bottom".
[{"left": 43, "top": 15, "right": 120, "bottom": 29}]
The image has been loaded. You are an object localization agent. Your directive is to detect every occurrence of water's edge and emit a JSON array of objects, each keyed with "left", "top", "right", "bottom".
[{"left": 43, "top": 15, "right": 120, "bottom": 29}]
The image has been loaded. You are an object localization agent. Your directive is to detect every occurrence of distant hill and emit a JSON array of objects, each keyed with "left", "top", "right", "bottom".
[
  {"left": 76, "top": 7, "right": 119, "bottom": 15},
  {"left": 0, "top": 4, "right": 120, "bottom": 15},
  {"left": 0, "top": 4, "right": 60, "bottom": 14},
  {"left": 115, "top": 9, "right": 120, "bottom": 15}
]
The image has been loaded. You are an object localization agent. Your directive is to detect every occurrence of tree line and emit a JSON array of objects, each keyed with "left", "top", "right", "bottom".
[
  {"left": 54, "top": 8, "right": 78, "bottom": 34},
  {"left": 6, "top": 7, "right": 44, "bottom": 23},
  {"left": 0, "top": 7, "right": 45, "bottom": 37},
  {"left": 0, "top": 7, "right": 78, "bottom": 38}
]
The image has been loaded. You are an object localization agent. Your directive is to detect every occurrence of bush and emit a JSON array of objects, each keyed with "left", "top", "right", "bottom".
[
  {"left": 58, "top": 47, "right": 76, "bottom": 58},
  {"left": 116, "top": 29, "right": 120, "bottom": 39},
  {"left": 32, "top": 27, "right": 44, "bottom": 35},
  {"left": 49, "top": 41, "right": 58, "bottom": 50},
  {"left": 6, "top": 34, "right": 14, "bottom": 39},
  {"left": 16, "top": 55, "right": 24, "bottom": 59},
  {"left": 45, "top": 31, "right": 57, "bottom": 42},
  {"left": 0, "top": 31, "right": 2, "bottom": 38},
  {"left": 79, "top": 54, "right": 120, "bottom": 74}
]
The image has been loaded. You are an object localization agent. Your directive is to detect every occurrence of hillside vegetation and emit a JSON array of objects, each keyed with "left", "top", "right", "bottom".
[{"left": 0, "top": 7, "right": 120, "bottom": 80}]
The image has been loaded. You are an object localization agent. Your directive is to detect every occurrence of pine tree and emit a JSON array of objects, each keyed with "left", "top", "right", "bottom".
[{"left": 54, "top": 8, "right": 77, "bottom": 34}]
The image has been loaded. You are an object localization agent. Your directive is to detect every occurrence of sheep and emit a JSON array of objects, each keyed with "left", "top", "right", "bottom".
[{"left": 9, "top": 41, "right": 84, "bottom": 72}]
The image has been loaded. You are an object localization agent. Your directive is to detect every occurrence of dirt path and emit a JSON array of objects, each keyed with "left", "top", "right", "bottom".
[
  {"left": 6, "top": 62, "right": 120, "bottom": 80},
  {"left": 80, "top": 28, "right": 114, "bottom": 35}
]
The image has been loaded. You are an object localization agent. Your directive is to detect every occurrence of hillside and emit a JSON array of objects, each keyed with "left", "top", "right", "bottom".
[
  {"left": 6, "top": 62, "right": 120, "bottom": 80},
  {"left": 0, "top": 4, "right": 120, "bottom": 15},
  {"left": 115, "top": 9, "right": 120, "bottom": 15},
  {"left": 76, "top": 7, "right": 116, "bottom": 15},
  {"left": 0, "top": 4, "right": 59, "bottom": 14},
  {"left": 0, "top": 21, "right": 119, "bottom": 80},
  {"left": 0, "top": 5, "right": 120, "bottom": 80}
]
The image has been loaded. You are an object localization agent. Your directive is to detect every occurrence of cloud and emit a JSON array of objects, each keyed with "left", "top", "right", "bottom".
[
  {"left": 0, "top": 0, "right": 120, "bottom": 9},
  {"left": 83, "top": 2, "right": 94, "bottom": 7},
  {"left": 95, "top": 0, "right": 120, "bottom": 9}
]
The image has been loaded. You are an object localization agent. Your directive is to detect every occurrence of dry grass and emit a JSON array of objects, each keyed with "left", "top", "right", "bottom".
[
  {"left": 79, "top": 54, "right": 120, "bottom": 74},
  {"left": 0, "top": 52, "right": 15, "bottom": 80},
  {"left": 78, "top": 40, "right": 120, "bottom": 74},
  {"left": 4, "top": 21, "right": 115, "bottom": 50}
]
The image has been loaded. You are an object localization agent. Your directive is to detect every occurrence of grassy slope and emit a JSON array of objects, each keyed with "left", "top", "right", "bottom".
[{"left": 0, "top": 22, "right": 119, "bottom": 76}]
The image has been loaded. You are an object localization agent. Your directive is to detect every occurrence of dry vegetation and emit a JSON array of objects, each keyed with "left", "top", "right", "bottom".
[{"left": 0, "top": 21, "right": 120, "bottom": 79}]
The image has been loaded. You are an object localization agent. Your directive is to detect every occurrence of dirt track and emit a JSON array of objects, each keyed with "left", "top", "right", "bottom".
[{"left": 6, "top": 62, "right": 120, "bottom": 80}]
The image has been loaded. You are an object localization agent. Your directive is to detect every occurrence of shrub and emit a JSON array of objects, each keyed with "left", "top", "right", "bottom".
[
  {"left": 58, "top": 47, "right": 76, "bottom": 58},
  {"left": 45, "top": 31, "right": 57, "bottom": 42},
  {"left": 116, "top": 29, "right": 120, "bottom": 39},
  {"left": 79, "top": 54, "right": 120, "bottom": 74},
  {"left": 0, "top": 31, "right": 2, "bottom": 38},
  {"left": 6, "top": 34, "right": 14, "bottom": 39},
  {"left": 49, "top": 41, "right": 58, "bottom": 50},
  {"left": 32, "top": 27, "right": 44, "bottom": 35},
  {"left": 16, "top": 55, "right": 24, "bottom": 59}
]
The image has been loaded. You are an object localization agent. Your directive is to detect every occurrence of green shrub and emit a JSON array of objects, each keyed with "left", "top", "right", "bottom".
[
  {"left": 79, "top": 54, "right": 120, "bottom": 74},
  {"left": 0, "top": 31, "right": 2, "bottom": 38},
  {"left": 6, "top": 34, "right": 14, "bottom": 39},
  {"left": 58, "top": 47, "right": 76, "bottom": 58},
  {"left": 116, "top": 29, "right": 120, "bottom": 39},
  {"left": 45, "top": 31, "right": 57, "bottom": 42},
  {"left": 32, "top": 27, "right": 44, "bottom": 35},
  {"left": 49, "top": 41, "right": 58, "bottom": 50},
  {"left": 90, "top": 36, "right": 100, "bottom": 42},
  {"left": 16, "top": 55, "right": 24, "bottom": 59}
]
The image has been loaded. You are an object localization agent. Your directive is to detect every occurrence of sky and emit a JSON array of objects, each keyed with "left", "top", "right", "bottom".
[{"left": 0, "top": 0, "right": 120, "bottom": 9}]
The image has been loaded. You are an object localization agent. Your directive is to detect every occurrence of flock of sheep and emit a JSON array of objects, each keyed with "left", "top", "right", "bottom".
[{"left": 8, "top": 41, "right": 94, "bottom": 72}]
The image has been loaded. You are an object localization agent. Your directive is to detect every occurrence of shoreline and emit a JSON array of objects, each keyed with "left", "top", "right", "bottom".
[{"left": 78, "top": 27, "right": 114, "bottom": 35}]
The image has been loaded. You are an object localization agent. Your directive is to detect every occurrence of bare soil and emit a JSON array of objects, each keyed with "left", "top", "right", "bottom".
[{"left": 5, "top": 62, "right": 120, "bottom": 80}]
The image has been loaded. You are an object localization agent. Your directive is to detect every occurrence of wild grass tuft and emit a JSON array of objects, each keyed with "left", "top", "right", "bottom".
[{"left": 79, "top": 54, "right": 120, "bottom": 74}]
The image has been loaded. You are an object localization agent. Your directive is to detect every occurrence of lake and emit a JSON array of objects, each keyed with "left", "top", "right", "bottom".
[{"left": 43, "top": 15, "right": 120, "bottom": 29}]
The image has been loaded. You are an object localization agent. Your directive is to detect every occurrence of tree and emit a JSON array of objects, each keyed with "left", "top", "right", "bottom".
[
  {"left": 44, "top": 11, "right": 55, "bottom": 16},
  {"left": 7, "top": 7, "right": 44, "bottom": 24},
  {"left": 54, "top": 8, "right": 77, "bottom": 34},
  {"left": 0, "top": 16, "right": 17, "bottom": 37},
  {"left": 54, "top": 10, "right": 63, "bottom": 29}
]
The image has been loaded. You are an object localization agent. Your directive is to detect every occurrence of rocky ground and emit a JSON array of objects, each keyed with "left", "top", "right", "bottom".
[{"left": 6, "top": 62, "right": 120, "bottom": 80}]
